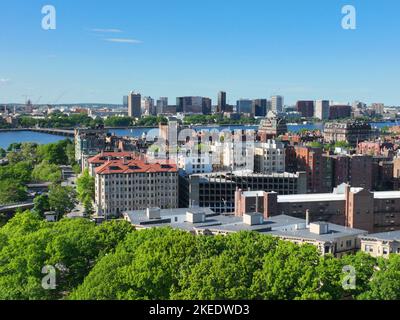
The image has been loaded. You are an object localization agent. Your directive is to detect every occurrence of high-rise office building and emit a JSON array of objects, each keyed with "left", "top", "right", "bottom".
[
  {"left": 252, "top": 99, "right": 268, "bottom": 117},
  {"left": 142, "top": 96, "right": 155, "bottom": 115},
  {"left": 371, "top": 103, "right": 385, "bottom": 115},
  {"left": 236, "top": 99, "right": 253, "bottom": 114},
  {"left": 176, "top": 96, "right": 212, "bottom": 114},
  {"left": 128, "top": 91, "right": 141, "bottom": 118},
  {"left": 296, "top": 100, "right": 315, "bottom": 118},
  {"left": 156, "top": 97, "right": 168, "bottom": 114},
  {"left": 315, "top": 100, "right": 330, "bottom": 120},
  {"left": 202, "top": 97, "right": 212, "bottom": 115},
  {"left": 123, "top": 96, "right": 128, "bottom": 109},
  {"left": 271, "top": 95, "right": 284, "bottom": 113},
  {"left": 218, "top": 91, "right": 227, "bottom": 112}
]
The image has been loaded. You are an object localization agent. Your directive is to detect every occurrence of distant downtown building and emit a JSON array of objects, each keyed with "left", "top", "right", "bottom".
[
  {"left": 252, "top": 99, "right": 268, "bottom": 117},
  {"left": 236, "top": 99, "right": 253, "bottom": 114},
  {"left": 296, "top": 100, "right": 315, "bottom": 118},
  {"left": 94, "top": 158, "right": 179, "bottom": 217},
  {"left": 315, "top": 100, "right": 330, "bottom": 120},
  {"left": 128, "top": 91, "right": 142, "bottom": 118},
  {"left": 176, "top": 96, "right": 212, "bottom": 115},
  {"left": 271, "top": 95, "right": 284, "bottom": 113},
  {"left": 141, "top": 96, "right": 155, "bottom": 115},
  {"left": 329, "top": 105, "right": 352, "bottom": 120},
  {"left": 123, "top": 96, "right": 128, "bottom": 109},
  {"left": 156, "top": 97, "right": 168, "bottom": 114},
  {"left": 217, "top": 91, "right": 227, "bottom": 112}
]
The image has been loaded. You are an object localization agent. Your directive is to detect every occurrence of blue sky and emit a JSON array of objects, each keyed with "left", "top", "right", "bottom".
[{"left": 0, "top": 0, "right": 399, "bottom": 105}]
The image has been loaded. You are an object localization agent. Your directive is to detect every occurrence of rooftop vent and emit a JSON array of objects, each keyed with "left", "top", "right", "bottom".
[
  {"left": 186, "top": 209, "right": 206, "bottom": 223},
  {"left": 310, "top": 222, "right": 330, "bottom": 235},
  {"left": 146, "top": 207, "right": 161, "bottom": 220},
  {"left": 243, "top": 213, "right": 264, "bottom": 226}
]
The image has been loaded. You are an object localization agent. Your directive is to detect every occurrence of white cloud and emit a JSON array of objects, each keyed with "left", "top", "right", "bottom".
[
  {"left": 91, "top": 28, "right": 123, "bottom": 33},
  {"left": 104, "top": 38, "right": 142, "bottom": 44}
]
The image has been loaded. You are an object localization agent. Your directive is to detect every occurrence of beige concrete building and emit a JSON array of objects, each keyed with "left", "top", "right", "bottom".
[
  {"left": 94, "top": 159, "right": 178, "bottom": 217},
  {"left": 360, "top": 231, "right": 400, "bottom": 258}
]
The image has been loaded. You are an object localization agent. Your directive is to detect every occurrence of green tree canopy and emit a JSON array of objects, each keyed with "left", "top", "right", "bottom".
[
  {"left": 0, "top": 212, "right": 134, "bottom": 300},
  {"left": 32, "top": 161, "right": 62, "bottom": 183},
  {"left": 48, "top": 185, "right": 77, "bottom": 218}
]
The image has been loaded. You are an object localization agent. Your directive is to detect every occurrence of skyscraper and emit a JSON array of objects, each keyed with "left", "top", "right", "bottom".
[
  {"left": 236, "top": 99, "right": 253, "bottom": 114},
  {"left": 176, "top": 96, "right": 212, "bottom": 115},
  {"left": 156, "top": 97, "right": 168, "bottom": 114},
  {"left": 252, "top": 99, "right": 268, "bottom": 117},
  {"left": 128, "top": 91, "right": 141, "bottom": 118},
  {"left": 315, "top": 100, "right": 330, "bottom": 120},
  {"left": 271, "top": 95, "right": 284, "bottom": 113},
  {"left": 296, "top": 100, "right": 315, "bottom": 118},
  {"left": 218, "top": 91, "right": 227, "bottom": 112},
  {"left": 142, "top": 96, "right": 155, "bottom": 115},
  {"left": 202, "top": 97, "right": 212, "bottom": 115},
  {"left": 123, "top": 96, "right": 128, "bottom": 109}
]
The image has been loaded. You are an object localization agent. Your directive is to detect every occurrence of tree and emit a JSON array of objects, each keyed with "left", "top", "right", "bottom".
[
  {"left": 33, "top": 194, "right": 50, "bottom": 218},
  {"left": 358, "top": 255, "right": 400, "bottom": 300},
  {"left": 7, "top": 143, "right": 22, "bottom": 152},
  {"left": 65, "top": 143, "right": 75, "bottom": 165},
  {"left": 0, "top": 148, "right": 6, "bottom": 158},
  {"left": 37, "top": 140, "right": 73, "bottom": 165},
  {"left": 48, "top": 185, "right": 77, "bottom": 218},
  {"left": 340, "top": 252, "right": 377, "bottom": 299},
  {"left": 104, "top": 116, "right": 134, "bottom": 127},
  {"left": 32, "top": 160, "right": 62, "bottom": 183},
  {"left": 0, "top": 213, "right": 133, "bottom": 300},
  {"left": 70, "top": 228, "right": 198, "bottom": 300},
  {"left": 0, "top": 179, "right": 27, "bottom": 204},
  {"left": 82, "top": 195, "right": 94, "bottom": 217},
  {"left": 76, "top": 169, "right": 95, "bottom": 202}
]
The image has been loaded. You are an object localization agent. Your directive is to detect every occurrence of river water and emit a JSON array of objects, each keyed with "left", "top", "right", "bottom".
[{"left": 0, "top": 122, "right": 397, "bottom": 149}]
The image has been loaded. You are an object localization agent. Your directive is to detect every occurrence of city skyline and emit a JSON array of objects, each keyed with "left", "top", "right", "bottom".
[{"left": 1, "top": 0, "right": 400, "bottom": 105}]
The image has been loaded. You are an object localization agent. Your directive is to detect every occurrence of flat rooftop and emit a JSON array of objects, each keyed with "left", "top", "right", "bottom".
[
  {"left": 274, "top": 189, "right": 400, "bottom": 203},
  {"left": 266, "top": 224, "right": 367, "bottom": 242},
  {"left": 360, "top": 230, "right": 400, "bottom": 242},
  {"left": 123, "top": 208, "right": 367, "bottom": 242},
  {"left": 123, "top": 207, "right": 215, "bottom": 228}
]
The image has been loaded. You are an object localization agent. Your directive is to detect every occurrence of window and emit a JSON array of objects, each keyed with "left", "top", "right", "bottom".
[{"left": 365, "top": 245, "right": 373, "bottom": 253}]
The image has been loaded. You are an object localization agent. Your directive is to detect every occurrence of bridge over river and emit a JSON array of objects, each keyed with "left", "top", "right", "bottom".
[{"left": 0, "top": 128, "right": 75, "bottom": 137}]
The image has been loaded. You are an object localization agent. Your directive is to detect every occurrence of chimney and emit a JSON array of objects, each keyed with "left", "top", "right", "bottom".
[{"left": 255, "top": 194, "right": 259, "bottom": 213}]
